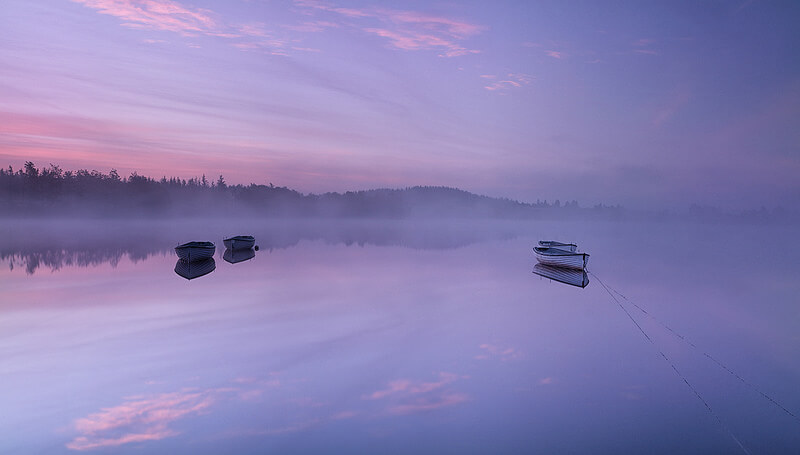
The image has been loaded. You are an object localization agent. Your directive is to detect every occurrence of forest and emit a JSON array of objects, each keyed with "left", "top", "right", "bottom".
[{"left": 0, "top": 161, "right": 607, "bottom": 218}]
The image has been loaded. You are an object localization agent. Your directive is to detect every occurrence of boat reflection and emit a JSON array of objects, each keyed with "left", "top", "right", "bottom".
[
  {"left": 223, "top": 248, "right": 255, "bottom": 264},
  {"left": 174, "top": 258, "right": 216, "bottom": 280},
  {"left": 2, "top": 220, "right": 528, "bottom": 275},
  {"left": 533, "top": 263, "right": 589, "bottom": 288}
]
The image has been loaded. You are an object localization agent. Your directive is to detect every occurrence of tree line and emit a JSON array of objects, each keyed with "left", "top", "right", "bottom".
[{"left": 0, "top": 162, "right": 597, "bottom": 218}]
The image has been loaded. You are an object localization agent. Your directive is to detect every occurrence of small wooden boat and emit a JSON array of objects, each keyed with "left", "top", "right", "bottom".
[
  {"left": 175, "top": 241, "right": 216, "bottom": 262},
  {"left": 174, "top": 258, "right": 216, "bottom": 280},
  {"left": 533, "top": 263, "right": 589, "bottom": 288},
  {"left": 538, "top": 240, "right": 577, "bottom": 252},
  {"left": 533, "top": 246, "right": 589, "bottom": 270},
  {"left": 223, "top": 248, "right": 255, "bottom": 264},
  {"left": 223, "top": 235, "right": 255, "bottom": 250}
]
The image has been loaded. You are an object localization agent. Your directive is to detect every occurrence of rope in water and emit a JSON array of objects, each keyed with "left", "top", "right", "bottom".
[
  {"left": 589, "top": 270, "right": 751, "bottom": 455},
  {"left": 597, "top": 277, "right": 800, "bottom": 424}
]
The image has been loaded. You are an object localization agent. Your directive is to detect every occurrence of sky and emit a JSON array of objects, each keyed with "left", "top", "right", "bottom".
[{"left": 0, "top": 0, "right": 798, "bottom": 210}]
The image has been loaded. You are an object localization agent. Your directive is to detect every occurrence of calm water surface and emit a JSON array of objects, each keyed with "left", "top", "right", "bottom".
[{"left": 1, "top": 219, "right": 799, "bottom": 454}]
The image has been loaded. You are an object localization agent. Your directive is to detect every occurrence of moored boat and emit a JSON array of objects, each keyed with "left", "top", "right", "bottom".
[
  {"left": 223, "top": 235, "right": 255, "bottom": 250},
  {"left": 174, "top": 258, "right": 216, "bottom": 280},
  {"left": 537, "top": 240, "right": 577, "bottom": 252},
  {"left": 533, "top": 263, "right": 589, "bottom": 288},
  {"left": 175, "top": 241, "right": 216, "bottom": 262},
  {"left": 533, "top": 246, "right": 589, "bottom": 270}
]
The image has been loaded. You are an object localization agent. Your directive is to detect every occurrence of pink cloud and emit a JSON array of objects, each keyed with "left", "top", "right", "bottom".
[
  {"left": 652, "top": 89, "right": 691, "bottom": 126},
  {"left": 71, "top": 0, "right": 219, "bottom": 36},
  {"left": 384, "top": 10, "right": 485, "bottom": 38},
  {"left": 363, "top": 27, "right": 471, "bottom": 57},
  {"left": 330, "top": 410, "right": 358, "bottom": 420},
  {"left": 484, "top": 73, "right": 532, "bottom": 92},
  {"left": 632, "top": 38, "right": 658, "bottom": 55},
  {"left": 388, "top": 393, "right": 468, "bottom": 415},
  {"left": 284, "top": 20, "right": 340, "bottom": 33},
  {"left": 292, "top": 46, "right": 321, "bottom": 52},
  {"left": 293, "top": 0, "right": 484, "bottom": 57},
  {"left": 237, "top": 23, "right": 270, "bottom": 38},
  {"left": 545, "top": 50, "right": 565, "bottom": 59},
  {"left": 264, "top": 419, "right": 323, "bottom": 435},
  {"left": 72, "top": 1, "right": 292, "bottom": 54},
  {"left": 366, "top": 379, "right": 412, "bottom": 399},
  {"left": 476, "top": 343, "right": 521, "bottom": 361},
  {"left": 238, "top": 389, "right": 264, "bottom": 401}
]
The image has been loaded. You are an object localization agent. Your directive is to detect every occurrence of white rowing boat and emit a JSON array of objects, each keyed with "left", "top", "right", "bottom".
[{"left": 533, "top": 246, "right": 589, "bottom": 270}]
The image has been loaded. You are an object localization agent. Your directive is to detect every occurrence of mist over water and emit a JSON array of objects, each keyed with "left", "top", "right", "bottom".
[{"left": 1, "top": 218, "right": 799, "bottom": 453}]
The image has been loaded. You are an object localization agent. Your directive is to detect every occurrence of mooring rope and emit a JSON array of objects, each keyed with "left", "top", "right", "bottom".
[
  {"left": 598, "top": 278, "right": 800, "bottom": 424},
  {"left": 589, "top": 270, "right": 751, "bottom": 455}
]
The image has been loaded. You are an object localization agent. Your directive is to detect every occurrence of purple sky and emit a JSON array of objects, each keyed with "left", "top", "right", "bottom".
[{"left": 1, "top": 0, "right": 798, "bottom": 209}]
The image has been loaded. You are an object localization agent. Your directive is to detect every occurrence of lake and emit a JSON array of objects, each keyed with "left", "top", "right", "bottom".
[{"left": 1, "top": 218, "right": 798, "bottom": 454}]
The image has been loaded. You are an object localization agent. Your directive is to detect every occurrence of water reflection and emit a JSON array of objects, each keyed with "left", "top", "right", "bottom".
[
  {"left": 1, "top": 245, "right": 167, "bottom": 275},
  {"left": 2, "top": 219, "right": 799, "bottom": 454},
  {"left": 533, "top": 263, "right": 590, "bottom": 288},
  {"left": 1, "top": 220, "right": 523, "bottom": 274},
  {"left": 174, "top": 258, "right": 216, "bottom": 280},
  {"left": 67, "top": 389, "right": 216, "bottom": 451},
  {"left": 223, "top": 248, "right": 255, "bottom": 264}
]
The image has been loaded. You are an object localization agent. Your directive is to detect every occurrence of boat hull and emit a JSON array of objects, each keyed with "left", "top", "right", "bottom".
[
  {"left": 175, "top": 242, "right": 216, "bottom": 262},
  {"left": 223, "top": 248, "right": 256, "bottom": 264},
  {"left": 533, "top": 247, "right": 589, "bottom": 270},
  {"left": 174, "top": 258, "right": 216, "bottom": 280},
  {"left": 533, "top": 263, "right": 589, "bottom": 288},
  {"left": 223, "top": 236, "right": 255, "bottom": 250}
]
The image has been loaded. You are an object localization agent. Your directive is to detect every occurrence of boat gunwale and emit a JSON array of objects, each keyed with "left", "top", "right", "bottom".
[
  {"left": 538, "top": 240, "right": 577, "bottom": 248},
  {"left": 532, "top": 246, "right": 589, "bottom": 257},
  {"left": 223, "top": 235, "right": 255, "bottom": 242},
  {"left": 176, "top": 241, "right": 215, "bottom": 250}
]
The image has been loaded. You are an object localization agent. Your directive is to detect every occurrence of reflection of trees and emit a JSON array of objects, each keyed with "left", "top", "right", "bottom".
[
  {"left": 1, "top": 246, "right": 169, "bottom": 275},
  {"left": 1, "top": 220, "right": 525, "bottom": 274},
  {"left": 0, "top": 220, "right": 174, "bottom": 274}
]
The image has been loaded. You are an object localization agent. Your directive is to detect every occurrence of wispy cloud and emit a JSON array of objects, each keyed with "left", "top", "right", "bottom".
[
  {"left": 484, "top": 73, "right": 533, "bottom": 92},
  {"left": 293, "top": 0, "right": 485, "bottom": 57},
  {"left": 632, "top": 38, "right": 658, "bottom": 55},
  {"left": 71, "top": 0, "right": 290, "bottom": 54},
  {"left": 388, "top": 393, "right": 468, "bottom": 415},
  {"left": 284, "top": 20, "right": 340, "bottom": 33},
  {"left": 71, "top": 0, "right": 222, "bottom": 36},
  {"left": 652, "top": 89, "right": 690, "bottom": 126},
  {"left": 474, "top": 343, "right": 521, "bottom": 361},
  {"left": 545, "top": 50, "right": 565, "bottom": 59}
]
